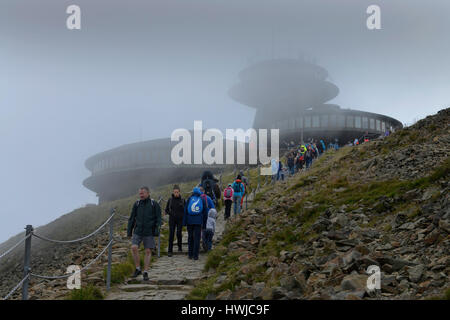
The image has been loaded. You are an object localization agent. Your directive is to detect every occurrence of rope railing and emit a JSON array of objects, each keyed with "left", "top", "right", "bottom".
[
  {"left": 32, "top": 213, "right": 115, "bottom": 244},
  {"left": 1, "top": 208, "right": 116, "bottom": 300},
  {"left": 2, "top": 274, "right": 30, "bottom": 300},
  {"left": 30, "top": 239, "right": 113, "bottom": 280},
  {"left": 2, "top": 168, "right": 266, "bottom": 300},
  {"left": 0, "top": 233, "right": 32, "bottom": 261}
]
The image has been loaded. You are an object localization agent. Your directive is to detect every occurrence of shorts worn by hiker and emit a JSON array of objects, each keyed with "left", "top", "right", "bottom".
[{"left": 132, "top": 233, "right": 156, "bottom": 249}]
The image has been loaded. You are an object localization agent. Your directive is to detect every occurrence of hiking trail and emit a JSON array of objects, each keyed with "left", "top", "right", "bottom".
[{"left": 106, "top": 207, "right": 228, "bottom": 300}]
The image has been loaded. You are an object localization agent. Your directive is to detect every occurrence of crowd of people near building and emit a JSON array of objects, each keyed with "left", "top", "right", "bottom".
[
  {"left": 125, "top": 131, "right": 390, "bottom": 280},
  {"left": 126, "top": 170, "right": 248, "bottom": 280}
]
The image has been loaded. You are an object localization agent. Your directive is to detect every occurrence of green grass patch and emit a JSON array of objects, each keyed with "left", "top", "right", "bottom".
[
  {"left": 204, "top": 246, "right": 227, "bottom": 271},
  {"left": 67, "top": 284, "right": 104, "bottom": 300},
  {"left": 104, "top": 260, "right": 135, "bottom": 284}
]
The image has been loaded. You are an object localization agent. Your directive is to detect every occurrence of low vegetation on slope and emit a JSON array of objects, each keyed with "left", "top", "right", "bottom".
[
  {"left": 188, "top": 108, "right": 449, "bottom": 300},
  {"left": 0, "top": 163, "right": 247, "bottom": 299}
]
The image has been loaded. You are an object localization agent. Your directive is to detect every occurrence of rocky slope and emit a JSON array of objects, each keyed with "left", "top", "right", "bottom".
[
  {"left": 0, "top": 167, "right": 241, "bottom": 299},
  {"left": 189, "top": 108, "right": 450, "bottom": 300}
]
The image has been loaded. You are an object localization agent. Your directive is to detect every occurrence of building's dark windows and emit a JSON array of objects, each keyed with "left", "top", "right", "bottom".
[
  {"left": 147, "top": 152, "right": 152, "bottom": 163},
  {"left": 305, "top": 116, "right": 311, "bottom": 128},
  {"left": 346, "top": 116, "right": 354, "bottom": 128},
  {"left": 376, "top": 120, "right": 381, "bottom": 131},
  {"left": 312, "top": 116, "right": 320, "bottom": 128},
  {"left": 362, "top": 117, "right": 369, "bottom": 129},
  {"left": 370, "top": 118, "right": 375, "bottom": 130},
  {"left": 321, "top": 115, "right": 328, "bottom": 127},
  {"left": 289, "top": 119, "right": 296, "bottom": 129},
  {"left": 355, "top": 116, "right": 362, "bottom": 128},
  {"left": 338, "top": 115, "right": 346, "bottom": 127},
  {"left": 329, "top": 114, "right": 337, "bottom": 127},
  {"left": 382, "top": 122, "right": 386, "bottom": 132}
]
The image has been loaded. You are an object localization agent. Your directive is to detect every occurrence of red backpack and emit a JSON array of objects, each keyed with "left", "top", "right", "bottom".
[{"left": 224, "top": 187, "right": 233, "bottom": 199}]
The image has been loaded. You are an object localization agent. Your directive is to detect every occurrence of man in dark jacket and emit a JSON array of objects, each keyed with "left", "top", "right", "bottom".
[
  {"left": 183, "top": 187, "right": 208, "bottom": 260},
  {"left": 165, "top": 185, "right": 185, "bottom": 257},
  {"left": 127, "top": 186, "right": 162, "bottom": 280}
]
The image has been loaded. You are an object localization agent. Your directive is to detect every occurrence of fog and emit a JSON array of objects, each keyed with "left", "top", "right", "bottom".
[{"left": 1, "top": 0, "right": 449, "bottom": 242}]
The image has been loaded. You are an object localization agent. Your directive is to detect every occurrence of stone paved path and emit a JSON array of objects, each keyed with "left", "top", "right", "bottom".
[{"left": 106, "top": 207, "right": 227, "bottom": 300}]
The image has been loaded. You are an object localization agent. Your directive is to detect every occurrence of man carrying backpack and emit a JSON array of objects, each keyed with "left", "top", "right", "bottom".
[
  {"left": 164, "top": 185, "right": 185, "bottom": 257},
  {"left": 231, "top": 177, "right": 245, "bottom": 215},
  {"left": 127, "top": 187, "right": 162, "bottom": 281},
  {"left": 183, "top": 187, "right": 208, "bottom": 260},
  {"left": 223, "top": 184, "right": 234, "bottom": 220},
  {"left": 200, "top": 171, "right": 221, "bottom": 207},
  {"left": 199, "top": 186, "right": 215, "bottom": 210}
]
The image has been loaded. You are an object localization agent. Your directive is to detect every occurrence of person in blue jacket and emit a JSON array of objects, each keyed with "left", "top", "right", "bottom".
[{"left": 183, "top": 187, "right": 208, "bottom": 260}]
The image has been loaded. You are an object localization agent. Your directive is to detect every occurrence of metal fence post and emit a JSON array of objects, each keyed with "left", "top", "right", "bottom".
[
  {"left": 22, "top": 225, "right": 32, "bottom": 300},
  {"left": 106, "top": 208, "right": 114, "bottom": 291}
]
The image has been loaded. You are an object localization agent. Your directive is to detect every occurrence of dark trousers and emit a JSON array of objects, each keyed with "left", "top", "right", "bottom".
[
  {"left": 168, "top": 216, "right": 183, "bottom": 253},
  {"left": 187, "top": 224, "right": 202, "bottom": 259},
  {"left": 224, "top": 200, "right": 232, "bottom": 220},
  {"left": 203, "top": 229, "right": 214, "bottom": 251}
]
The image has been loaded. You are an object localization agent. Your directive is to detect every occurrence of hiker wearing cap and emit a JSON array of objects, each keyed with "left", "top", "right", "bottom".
[{"left": 165, "top": 185, "right": 185, "bottom": 257}]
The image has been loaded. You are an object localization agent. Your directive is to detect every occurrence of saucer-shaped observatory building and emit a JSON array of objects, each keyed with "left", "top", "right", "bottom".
[
  {"left": 84, "top": 58, "right": 403, "bottom": 203},
  {"left": 229, "top": 59, "right": 402, "bottom": 144},
  {"left": 83, "top": 137, "right": 230, "bottom": 203},
  {"left": 83, "top": 135, "right": 247, "bottom": 203}
]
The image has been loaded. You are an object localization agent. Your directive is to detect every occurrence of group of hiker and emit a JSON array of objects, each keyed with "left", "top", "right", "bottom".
[
  {"left": 125, "top": 132, "right": 390, "bottom": 279},
  {"left": 283, "top": 139, "right": 326, "bottom": 177},
  {"left": 126, "top": 170, "right": 248, "bottom": 280}
]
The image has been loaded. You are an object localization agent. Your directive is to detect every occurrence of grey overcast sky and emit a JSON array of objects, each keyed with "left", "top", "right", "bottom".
[{"left": 1, "top": 0, "right": 449, "bottom": 242}]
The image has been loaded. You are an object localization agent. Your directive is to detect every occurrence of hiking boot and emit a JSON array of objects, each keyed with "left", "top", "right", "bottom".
[
  {"left": 132, "top": 268, "right": 142, "bottom": 278},
  {"left": 143, "top": 271, "right": 149, "bottom": 281},
  {"left": 188, "top": 256, "right": 193, "bottom": 260},
  {"left": 178, "top": 247, "right": 183, "bottom": 252},
  {"left": 193, "top": 257, "right": 199, "bottom": 261},
  {"left": 168, "top": 252, "right": 173, "bottom": 257}
]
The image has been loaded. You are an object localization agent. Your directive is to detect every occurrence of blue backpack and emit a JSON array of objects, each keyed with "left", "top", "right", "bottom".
[{"left": 187, "top": 195, "right": 203, "bottom": 216}]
